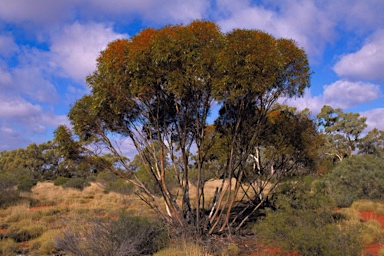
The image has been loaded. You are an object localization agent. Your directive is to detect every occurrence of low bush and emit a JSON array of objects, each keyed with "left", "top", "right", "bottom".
[
  {"left": 325, "top": 155, "right": 384, "bottom": 207},
  {"left": 55, "top": 211, "right": 169, "bottom": 256},
  {"left": 0, "top": 173, "right": 19, "bottom": 208},
  {"left": 62, "top": 177, "right": 90, "bottom": 190},
  {"left": 254, "top": 178, "right": 363, "bottom": 256},
  {"left": 17, "top": 175, "right": 37, "bottom": 192},
  {"left": 96, "top": 171, "right": 133, "bottom": 194},
  {"left": 53, "top": 177, "right": 70, "bottom": 186}
]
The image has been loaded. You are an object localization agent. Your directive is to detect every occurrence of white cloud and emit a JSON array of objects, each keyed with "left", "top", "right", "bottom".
[
  {"left": 0, "top": 98, "right": 42, "bottom": 118},
  {"left": 49, "top": 22, "right": 127, "bottom": 82},
  {"left": 284, "top": 80, "right": 382, "bottom": 113},
  {"left": 0, "top": 63, "right": 12, "bottom": 85},
  {"left": 0, "top": 0, "right": 75, "bottom": 25},
  {"left": 333, "top": 30, "right": 384, "bottom": 82},
  {"left": 0, "top": 33, "right": 18, "bottom": 57},
  {"left": 0, "top": 96, "right": 69, "bottom": 150},
  {"left": 84, "top": 0, "right": 208, "bottom": 24},
  {"left": 11, "top": 65, "right": 58, "bottom": 103},
  {"left": 0, "top": 126, "right": 32, "bottom": 151},
  {"left": 216, "top": 0, "right": 336, "bottom": 59},
  {"left": 361, "top": 108, "right": 384, "bottom": 131},
  {"left": 322, "top": 80, "right": 381, "bottom": 109}
]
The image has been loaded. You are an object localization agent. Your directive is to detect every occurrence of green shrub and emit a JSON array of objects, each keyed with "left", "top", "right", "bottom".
[
  {"left": 254, "top": 178, "right": 363, "bottom": 256},
  {"left": 96, "top": 171, "right": 133, "bottom": 194},
  {"left": 325, "top": 155, "right": 384, "bottom": 207},
  {"left": 53, "top": 177, "right": 70, "bottom": 186},
  {"left": 17, "top": 175, "right": 37, "bottom": 192},
  {"left": 55, "top": 211, "right": 168, "bottom": 256},
  {"left": 0, "top": 173, "right": 19, "bottom": 207},
  {"left": 62, "top": 177, "right": 89, "bottom": 190}
]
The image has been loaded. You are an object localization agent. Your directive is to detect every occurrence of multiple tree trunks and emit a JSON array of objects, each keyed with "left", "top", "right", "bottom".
[{"left": 67, "top": 20, "right": 314, "bottom": 235}]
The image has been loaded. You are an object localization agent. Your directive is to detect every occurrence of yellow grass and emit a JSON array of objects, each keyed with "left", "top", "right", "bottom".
[
  {"left": 351, "top": 200, "right": 377, "bottom": 212},
  {"left": 155, "top": 239, "right": 213, "bottom": 256},
  {"left": 0, "top": 180, "right": 161, "bottom": 255}
]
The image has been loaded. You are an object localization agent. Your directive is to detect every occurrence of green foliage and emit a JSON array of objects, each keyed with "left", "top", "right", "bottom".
[
  {"left": 254, "top": 178, "right": 363, "bottom": 256},
  {"left": 325, "top": 155, "right": 384, "bottom": 207},
  {"left": 17, "top": 175, "right": 37, "bottom": 192},
  {"left": 55, "top": 211, "right": 169, "bottom": 256},
  {"left": 62, "top": 177, "right": 90, "bottom": 190},
  {"left": 53, "top": 176, "right": 70, "bottom": 186},
  {"left": 67, "top": 19, "right": 312, "bottom": 233},
  {"left": 359, "top": 128, "right": 384, "bottom": 157},
  {"left": 317, "top": 105, "right": 368, "bottom": 162},
  {"left": 0, "top": 173, "right": 19, "bottom": 208},
  {"left": 96, "top": 171, "right": 133, "bottom": 194}
]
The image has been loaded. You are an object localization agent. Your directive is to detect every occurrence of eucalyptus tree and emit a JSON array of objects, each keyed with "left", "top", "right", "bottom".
[
  {"left": 68, "top": 20, "right": 312, "bottom": 235},
  {"left": 317, "top": 105, "right": 367, "bottom": 161},
  {"left": 359, "top": 128, "right": 384, "bottom": 158}
]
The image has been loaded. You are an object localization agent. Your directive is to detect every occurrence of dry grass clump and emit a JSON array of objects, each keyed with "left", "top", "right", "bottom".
[
  {"left": 360, "top": 219, "right": 384, "bottom": 245},
  {"left": 5, "top": 219, "right": 47, "bottom": 242},
  {"left": 6, "top": 203, "right": 32, "bottom": 222},
  {"left": 29, "top": 229, "right": 61, "bottom": 255},
  {"left": 337, "top": 207, "right": 361, "bottom": 223},
  {"left": 375, "top": 203, "right": 384, "bottom": 215},
  {"left": 0, "top": 238, "right": 18, "bottom": 256},
  {"left": 351, "top": 200, "right": 377, "bottom": 212},
  {"left": 155, "top": 239, "right": 211, "bottom": 256}
]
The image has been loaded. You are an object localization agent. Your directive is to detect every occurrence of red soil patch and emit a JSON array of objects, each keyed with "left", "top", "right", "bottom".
[
  {"left": 0, "top": 229, "right": 6, "bottom": 234},
  {"left": 360, "top": 211, "right": 384, "bottom": 255}
]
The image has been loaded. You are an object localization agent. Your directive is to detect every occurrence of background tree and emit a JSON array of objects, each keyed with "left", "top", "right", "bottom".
[
  {"left": 68, "top": 20, "right": 312, "bottom": 235},
  {"left": 317, "top": 105, "right": 367, "bottom": 162},
  {"left": 359, "top": 128, "right": 384, "bottom": 158}
]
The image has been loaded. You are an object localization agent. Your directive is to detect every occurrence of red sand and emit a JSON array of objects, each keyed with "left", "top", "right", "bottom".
[{"left": 360, "top": 211, "right": 384, "bottom": 256}]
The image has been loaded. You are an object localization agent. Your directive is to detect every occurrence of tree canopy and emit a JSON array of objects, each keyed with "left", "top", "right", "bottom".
[{"left": 68, "top": 20, "right": 312, "bottom": 235}]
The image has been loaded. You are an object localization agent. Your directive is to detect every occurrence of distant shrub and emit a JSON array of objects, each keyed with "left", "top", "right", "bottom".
[
  {"left": 17, "top": 175, "right": 37, "bottom": 192},
  {"left": 62, "top": 178, "right": 89, "bottom": 190},
  {"left": 53, "top": 177, "right": 70, "bottom": 186},
  {"left": 0, "top": 174, "right": 19, "bottom": 207},
  {"left": 55, "top": 211, "right": 168, "bottom": 256},
  {"left": 325, "top": 155, "right": 384, "bottom": 207},
  {"left": 254, "top": 178, "right": 363, "bottom": 256},
  {"left": 97, "top": 171, "right": 134, "bottom": 194}
]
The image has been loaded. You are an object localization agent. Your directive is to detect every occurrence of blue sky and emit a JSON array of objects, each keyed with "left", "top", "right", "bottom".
[{"left": 0, "top": 0, "right": 383, "bottom": 153}]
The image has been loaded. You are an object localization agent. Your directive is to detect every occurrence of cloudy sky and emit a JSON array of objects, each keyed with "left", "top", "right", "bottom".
[{"left": 0, "top": 0, "right": 383, "bottom": 152}]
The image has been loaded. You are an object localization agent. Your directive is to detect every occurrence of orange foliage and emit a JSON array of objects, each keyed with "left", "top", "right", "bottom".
[
  {"left": 129, "top": 28, "right": 156, "bottom": 56},
  {"left": 97, "top": 39, "right": 129, "bottom": 70},
  {"left": 266, "top": 109, "right": 281, "bottom": 124}
]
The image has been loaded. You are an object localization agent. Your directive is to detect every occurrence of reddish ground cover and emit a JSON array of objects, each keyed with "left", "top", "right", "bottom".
[{"left": 360, "top": 211, "right": 384, "bottom": 256}]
